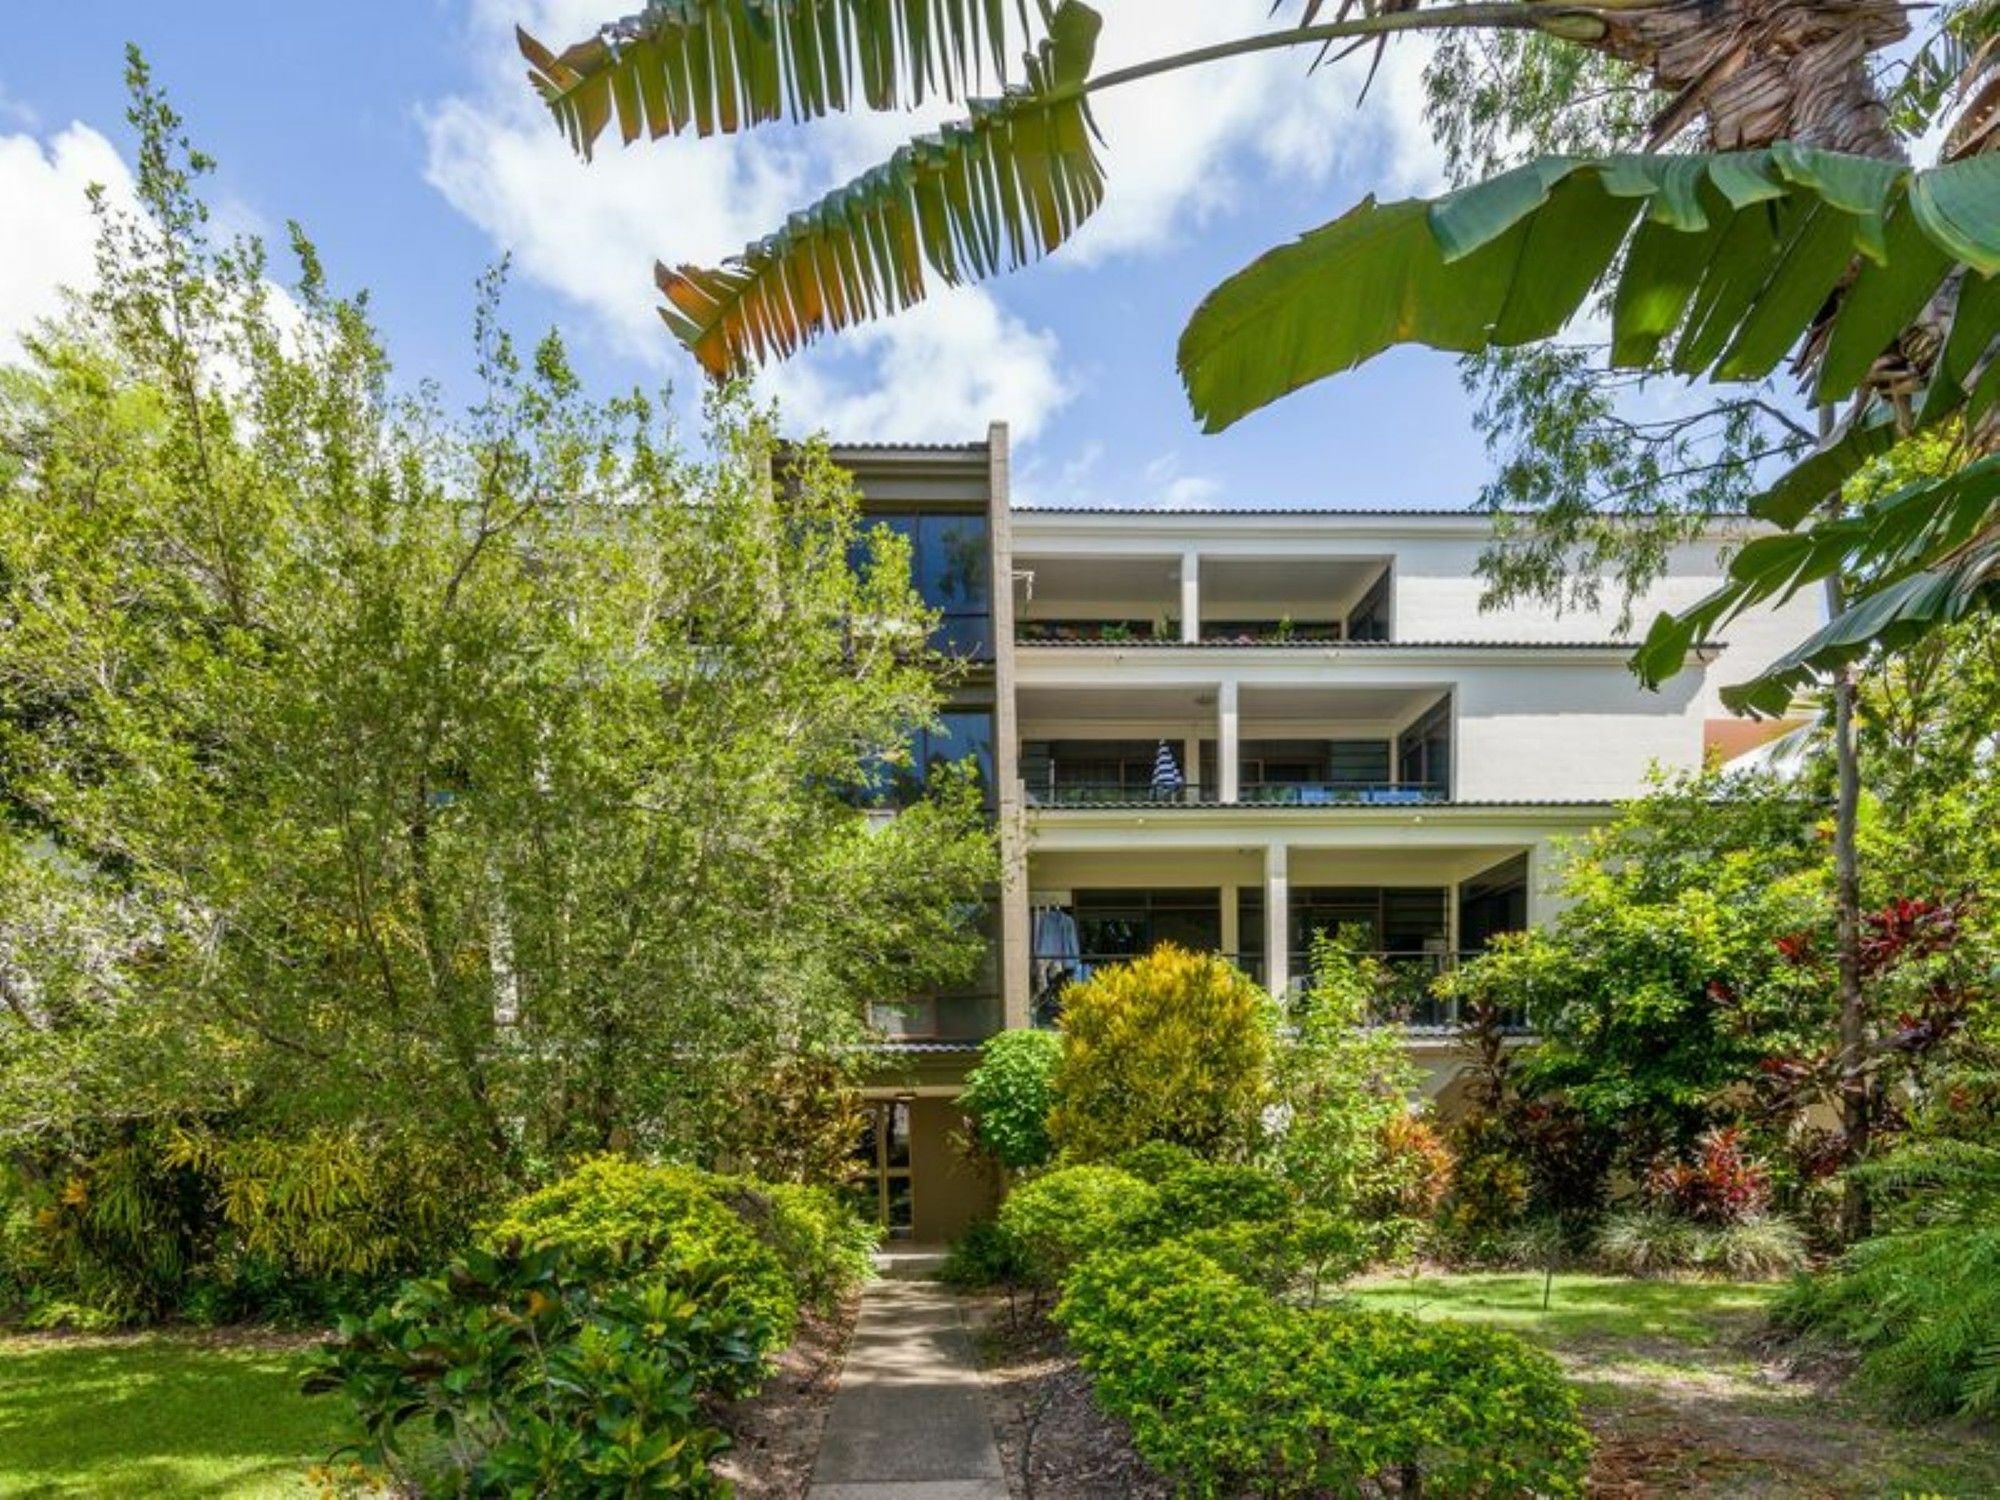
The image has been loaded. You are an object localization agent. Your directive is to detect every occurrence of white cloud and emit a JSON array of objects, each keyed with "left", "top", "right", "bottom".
[
  {"left": 1063, "top": 7, "right": 1444, "bottom": 264},
  {"left": 1142, "top": 451, "right": 1224, "bottom": 510},
  {"left": 420, "top": 1, "right": 1447, "bottom": 442},
  {"left": 762, "top": 289, "right": 1070, "bottom": 444},
  {"left": 0, "top": 122, "right": 134, "bottom": 360}
]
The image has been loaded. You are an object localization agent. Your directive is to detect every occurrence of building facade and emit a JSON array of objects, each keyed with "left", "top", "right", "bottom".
[{"left": 834, "top": 429, "right": 1820, "bottom": 1242}]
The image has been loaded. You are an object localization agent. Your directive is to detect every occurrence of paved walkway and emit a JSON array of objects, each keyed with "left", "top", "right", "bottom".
[{"left": 808, "top": 1267, "right": 1009, "bottom": 1499}]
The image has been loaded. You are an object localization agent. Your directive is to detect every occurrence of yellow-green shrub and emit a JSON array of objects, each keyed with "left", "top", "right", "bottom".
[
  {"left": 996, "top": 1165, "right": 1156, "bottom": 1288},
  {"left": 487, "top": 1156, "right": 799, "bottom": 1340},
  {"left": 1057, "top": 1242, "right": 1591, "bottom": 1496},
  {"left": 1050, "top": 945, "right": 1275, "bottom": 1161}
]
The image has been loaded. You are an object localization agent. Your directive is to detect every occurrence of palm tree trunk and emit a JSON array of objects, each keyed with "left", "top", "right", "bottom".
[{"left": 1585, "top": 0, "right": 1910, "bottom": 157}]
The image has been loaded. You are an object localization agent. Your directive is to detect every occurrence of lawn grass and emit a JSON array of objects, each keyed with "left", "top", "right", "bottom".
[
  {"left": 1347, "top": 1270, "right": 2000, "bottom": 1498},
  {"left": 0, "top": 1331, "right": 352, "bottom": 1498},
  {"left": 1347, "top": 1268, "right": 1779, "bottom": 1346}
]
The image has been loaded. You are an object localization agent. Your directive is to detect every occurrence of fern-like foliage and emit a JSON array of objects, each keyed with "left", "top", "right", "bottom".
[
  {"left": 519, "top": 0, "right": 1020, "bottom": 156},
  {"left": 1777, "top": 1134, "right": 2000, "bottom": 1417},
  {"left": 658, "top": 0, "right": 1103, "bottom": 376}
]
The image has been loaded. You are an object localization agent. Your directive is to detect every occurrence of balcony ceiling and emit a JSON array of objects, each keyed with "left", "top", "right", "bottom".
[
  {"left": 1015, "top": 554, "right": 1179, "bottom": 612},
  {"left": 1201, "top": 557, "right": 1381, "bottom": 613},
  {"left": 1014, "top": 554, "right": 1384, "bottom": 615}
]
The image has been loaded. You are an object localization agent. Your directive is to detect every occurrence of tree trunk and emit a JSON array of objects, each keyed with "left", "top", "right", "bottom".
[{"left": 1830, "top": 659, "right": 1871, "bottom": 1240}]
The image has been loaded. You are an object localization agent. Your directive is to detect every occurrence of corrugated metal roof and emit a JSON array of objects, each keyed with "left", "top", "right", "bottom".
[{"left": 863, "top": 1039, "right": 984, "bottom": 1054}]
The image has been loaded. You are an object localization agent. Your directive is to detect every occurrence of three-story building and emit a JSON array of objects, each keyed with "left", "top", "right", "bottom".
[{"left": 834, "top": 428, "right": 1819, "bottom": 1242}]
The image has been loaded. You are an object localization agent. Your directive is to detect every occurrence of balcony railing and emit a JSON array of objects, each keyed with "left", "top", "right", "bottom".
[
  {"left": 1237, "top": 780, "right": 1446, "bottom": 806},
  {"left": 1024, "top": 777, "right": 1447, "bottom": 807},
  {"left": 1031, "top": 948, "right": 1530, "bottom": 1034}
]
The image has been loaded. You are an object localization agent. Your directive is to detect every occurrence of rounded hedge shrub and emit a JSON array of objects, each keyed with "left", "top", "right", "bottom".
[
  {"left": 712, "top": 1176, "right": 879, "bottom": 1312},
  {"left": 996, "top": 1164, "right": 1157, "bottom": 1288},
  {"left": 486, "top": 1156, "right": 799, "bottom": 1338},
  {"left": 1110, "top": 1140, "right": 1201, "bottom": 1184},
  {"left": 1173, "top": 1208, "right": 1376, "bottom": 1301},
  {"left": 1050, "top": 945, "right": 1275, "bottom": 1161},
  {"left": 1138, "top": 1161, "right": 1293, "bottom": 1239},
  {"left": 1057, "top": 1241, "right": 1591, "bottom": 1497}
]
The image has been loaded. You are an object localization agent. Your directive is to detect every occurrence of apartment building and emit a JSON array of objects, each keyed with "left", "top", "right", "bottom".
[{"left": 833, "top": 429, "right": 1821, "bottom": 1242}]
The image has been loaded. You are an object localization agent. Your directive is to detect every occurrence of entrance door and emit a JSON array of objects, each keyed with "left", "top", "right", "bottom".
[{"left": 852, "top": 1099, "right": 914, "bottom": 1239}]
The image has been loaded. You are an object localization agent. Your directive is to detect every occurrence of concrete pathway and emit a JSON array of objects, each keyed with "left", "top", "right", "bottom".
[{"left": 808, "top": 1265, "right": 1008, "bottom": 1499}]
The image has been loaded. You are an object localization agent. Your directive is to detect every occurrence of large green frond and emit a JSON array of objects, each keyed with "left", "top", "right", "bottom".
[
  {"left": 1632, "top": 456, "right": 2000, "bottom": 714},
  {"left": 658, "top": 0, "right": 1102, "bottom": 377},
  {"left": 519, "top": 0, "right": 1020, "bottom": 157},
  {"left": 1180, "top": 149, "right": 2000, "bottom": 433}
]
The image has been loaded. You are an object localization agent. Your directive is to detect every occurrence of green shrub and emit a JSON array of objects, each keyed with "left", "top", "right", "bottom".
[
  {"left": 712, "top": 1177, "right": 878, "bottom": 1312},
  {"left": 961, "top": 1030, "right": 1063, "bottom": 1170},
  {"left": 1110, "top": 1140, "right": 1201, "bottom": 1184},
  {"left": 1269, "top": 933, "right": 1422, "bottom": 1215},
  {"left": 1057, "top": 1242, "right": 1590, "bottom": 1496},
  {"left": 1051, "top": 946, "right": 1275, "bottom": 1161},
  {"left": 306, "top": 1240, "right": 767, "bottom": 1495},
  {"left": 1173, "top": 1208, "right": 1376, "bottom": 1303},
  {"left": 996, "top": 1165, "right": 1157, "bottom": 1288},
  {"left": 488, "top": 1156, "right": 798, "bottom": 1339},
  {"left": 1776, "top": 1140, "right": 2000, "bottom": 1418},
  {"left": 939, "top": 1218, "right": 1031, "bottom": 1289},
  {"left": 1593, "top": 1209, "right": 1806, "bottom": 1280},
  {"left": 1137, "top": 1161, "right": 1292, "bottom": 1239}
]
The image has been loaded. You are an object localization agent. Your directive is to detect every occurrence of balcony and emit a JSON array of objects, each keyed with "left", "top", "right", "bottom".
[
  {"left": 1013, "top": 553, "right": 1391, "bottom": 646},
  {"left": 1019, "top": 684, "right": 1453, "bottom": 808},
  {"left": 1025, "top": 777, "right": 1449, "bottom": 808}
]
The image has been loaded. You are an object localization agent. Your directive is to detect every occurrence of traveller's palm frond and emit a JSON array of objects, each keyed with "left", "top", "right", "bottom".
[{"left": 518, "top": 0, "right": 1020, "bottom": 156}]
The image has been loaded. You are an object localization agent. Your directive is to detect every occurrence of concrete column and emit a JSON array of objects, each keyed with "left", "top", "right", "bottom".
[
  {"left": 1219, "top": 680, "right": 1240, "bottom": 804},
  {"left": 1265, "top": 843, "right": 1290, "bottom": 998},
  {"left": 987, "top": 422, "right": 1033, "bottom": 1032},
  {"left": 1219, "top": 884, "right": 1239, "bottom": 962},
  {"left": 1184, "top": 736, "right": 1202, "bottom": 802},
  {"left": 1180, "top": 551, "right": 1200, "bottom": 643}
]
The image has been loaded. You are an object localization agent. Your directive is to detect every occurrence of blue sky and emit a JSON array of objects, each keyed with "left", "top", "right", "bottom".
[{"left": 1, "top": 2, "right": 1496, "bottom": 510}]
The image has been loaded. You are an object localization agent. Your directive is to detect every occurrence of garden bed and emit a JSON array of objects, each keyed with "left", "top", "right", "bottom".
[
  {"left": 966, "top": 1292, "right": 1168, "bottom": 1500},
  {"left": 712, "top": 1292, "right": 860, "bottom": 1497}
]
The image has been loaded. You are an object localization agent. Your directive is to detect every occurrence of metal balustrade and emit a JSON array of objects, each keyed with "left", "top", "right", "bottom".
[{"left": 1023, "top": 777, "right": 1448, "bottom": 808}]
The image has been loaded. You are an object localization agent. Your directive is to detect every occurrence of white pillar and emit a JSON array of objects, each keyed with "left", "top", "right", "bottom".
[
  {"left": 1265, "top": 843, "right": 1290, "bottom": 998},
  {"left": 1180, "top": 551, "right": 1200, "bottom": 644},
  {"left": 1219, "top": 884, "right": 1239, "bottom": 962},
  {"left": 1219, "top": 680, "right": 1239, "bottom": 804}
]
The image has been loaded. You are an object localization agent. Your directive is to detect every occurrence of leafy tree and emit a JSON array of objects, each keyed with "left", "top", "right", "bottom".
[
  {"left": 1463, "top": 770, "right": 1830, "bottom": 1164},
  {"left": 1266, "top": 933, "right": 1421, "bottom": 1216},
  {"left": 1048, "top": 945, "right": 1275, "bottom": 1162},
  {"left": 0, "top": 55, "right": 993, "bottom": 1222},
  {"left": 960, "top": 1028, "right": 1062, "bottom": 1171}
]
